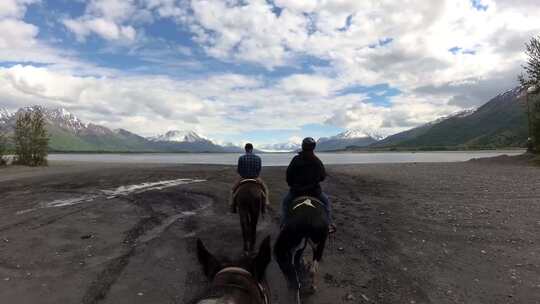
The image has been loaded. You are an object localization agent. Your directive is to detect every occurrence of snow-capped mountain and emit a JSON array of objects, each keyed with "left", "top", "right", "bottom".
[
  {"left": 7, "top": 106, "right": 93, "bottom": 134},
  {"left": 328, "top": 129, "right": 386, "bottom": 141},
  {"left": 259, "top": 141, "right": 301, "bottom": 152},
  {"left": 43, "top": 107, "right": 87, "bottom": 132},
  {"left": 0, "top": 108, "right": 14, "bottom": 124},
  {"left": 424, "top": 108, "right": 477, "bottom": 127},
  {"left": 148, "top": 130, "right": 208, "bottom": 143},
  {"left": 316, "top": 129, "right": 384, "bottom": 151}
]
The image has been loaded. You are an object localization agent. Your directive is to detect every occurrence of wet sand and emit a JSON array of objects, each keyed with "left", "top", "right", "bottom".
[{"left": 0, "top": 159, "right": 539, "bottom": 304}]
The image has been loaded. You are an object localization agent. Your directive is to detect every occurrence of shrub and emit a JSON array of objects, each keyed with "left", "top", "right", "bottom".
[{"left": 14, "top": 108, "right": 49, "bottom": 166}]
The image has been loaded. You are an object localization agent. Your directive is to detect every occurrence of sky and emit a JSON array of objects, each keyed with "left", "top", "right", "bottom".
[{"left": 0, "top": 0, "right": 539, "bottom": 146}]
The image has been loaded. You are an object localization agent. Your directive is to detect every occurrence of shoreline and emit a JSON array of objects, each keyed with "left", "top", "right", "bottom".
[
  {"left": 0, "top": 150, "right": 525, "bottom": 168},
  {"left": 3, "top": 147, "right": 526, "bottom": 154}
]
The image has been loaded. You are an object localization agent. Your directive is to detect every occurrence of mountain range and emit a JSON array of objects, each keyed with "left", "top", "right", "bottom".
[
  {"left": 0, "top": 106, "right": 243, "bottom": 153},
  {"left": 316, "top": 129, "right": 384, "bottom": 151},
  {"left": 367, "top": 87, "right": 527, "bottom": 150},
  {"left": 0, "top": 86, "right": 529, "bottom": 152}
]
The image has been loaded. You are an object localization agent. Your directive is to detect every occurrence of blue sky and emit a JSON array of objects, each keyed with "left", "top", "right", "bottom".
[{"left": 0, "top": 0, "right": 534, "bottom": 146}]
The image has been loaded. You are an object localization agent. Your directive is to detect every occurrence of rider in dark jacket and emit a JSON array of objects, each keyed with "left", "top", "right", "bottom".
[{"left": 281, "top": 137, "right": 333, "bottom": 227}]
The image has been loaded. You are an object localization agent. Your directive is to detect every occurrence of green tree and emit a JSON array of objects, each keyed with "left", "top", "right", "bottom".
[
  {"left": 14, "top": 108, "right": 49, "bottom": 166},
  {"left": 519, "top": 35, "right": 540, "bottom": 87},
  {"left": 519, "top": 35, "right": 540, "bottom": 153}
]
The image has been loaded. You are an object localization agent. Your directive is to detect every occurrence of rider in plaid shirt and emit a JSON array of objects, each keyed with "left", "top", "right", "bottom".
[
  {"left": 237, "top": 146, "right": 261, "bottom": 178},
  {"left": 231, "top": 143, "right": 269, "bottom": 212}
]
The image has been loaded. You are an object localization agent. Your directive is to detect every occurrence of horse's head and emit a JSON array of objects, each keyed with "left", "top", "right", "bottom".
[{"left": 195, "top": 236, "right": 272, "bottom": 304}]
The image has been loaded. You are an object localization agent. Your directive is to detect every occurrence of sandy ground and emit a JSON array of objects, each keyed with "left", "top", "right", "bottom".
[{"left": 0, "top": 159, "right": 539, "bottom": 304}]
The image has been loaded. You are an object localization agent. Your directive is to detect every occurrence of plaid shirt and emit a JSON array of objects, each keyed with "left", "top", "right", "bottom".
[{"left": 237, "top": 152, "right": 262, "bottom": 178}]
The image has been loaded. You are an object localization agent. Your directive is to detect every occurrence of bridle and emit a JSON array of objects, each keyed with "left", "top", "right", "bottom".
[{"left": 213, "top": 267, "right": 270, "bottom": 304}]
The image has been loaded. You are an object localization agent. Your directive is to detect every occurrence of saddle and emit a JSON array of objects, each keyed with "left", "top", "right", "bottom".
[
  {"left": 291, "top": 196, "right": 324, "bottom": 211},
  {"left": 232, "top": 179, "right": 265, "bottom": 196},
  {"left": 231, "top": 179, "right": 269, "bottom": 213}
]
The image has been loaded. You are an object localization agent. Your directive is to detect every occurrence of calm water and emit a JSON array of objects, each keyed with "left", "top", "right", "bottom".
[{"left": 47, "top": 151, "right": 525, "bottom": 166}]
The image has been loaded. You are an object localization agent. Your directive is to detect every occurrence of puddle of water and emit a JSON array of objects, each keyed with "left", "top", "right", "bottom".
[
  {"left": 43, "top": 195, "right": 98, "bottom": 208},
  {"left": 16, "top": 178, "right": 206, "bottom": 215},
  {"left": 101, "top": 179, "right": 206, "bottom": 197},
  {"left": 138, "top": 202, "right": 212, "bottom": 243}
]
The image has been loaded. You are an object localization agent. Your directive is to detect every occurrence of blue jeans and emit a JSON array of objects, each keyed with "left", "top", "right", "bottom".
[{"left": 280, "top": 191, "right": 332, "bottom": 226}]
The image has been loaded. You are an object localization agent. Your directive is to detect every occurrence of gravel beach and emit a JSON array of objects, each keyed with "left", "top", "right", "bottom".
[{"left": 0, "top": 158, "right": 539, "bottom": 304}]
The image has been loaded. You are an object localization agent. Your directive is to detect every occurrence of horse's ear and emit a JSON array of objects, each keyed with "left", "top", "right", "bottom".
[
  {"left": 254, "top": 236, "right": 271, "bottom": 281},
  {"left": 196, "top": 239, "right": 221, "bottom": 278}
]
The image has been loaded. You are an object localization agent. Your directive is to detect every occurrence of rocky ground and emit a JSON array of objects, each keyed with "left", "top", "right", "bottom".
[{"left": 0, "top": 158, "right": 539, "bottom": 304}]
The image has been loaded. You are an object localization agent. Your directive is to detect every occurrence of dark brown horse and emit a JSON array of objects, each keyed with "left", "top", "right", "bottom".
[
  {"left": 193, "top": 236, "right": 272, "bottom": 304},
  {"left": 234, "top": 180, "right": 266, "bottom": 252}
]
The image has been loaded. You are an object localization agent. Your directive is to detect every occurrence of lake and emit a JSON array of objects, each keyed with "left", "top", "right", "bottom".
[{"left": 47, "top": 150, "right": 525, "bottom": 166}]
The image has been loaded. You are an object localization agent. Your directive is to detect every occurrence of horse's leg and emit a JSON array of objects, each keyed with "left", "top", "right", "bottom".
[
  {"left": 239, "top": 203, "right": 250, "bottom": 253},
  {"left": 293, "top": 240, "right": 306, "bottom": 267},
  {"left": 249, "top": 197, "right": 261, "bottom": 252},
  {"left": 309, "top": 229, "right": 328, "bottom": 293},
  {"left": 312, "top": 237, "right": 327, "bottom": 262},
  {"left": 293, "top": 240, "right": 309, "bottom": 301},
  {"left": 274, "top": 228, "right": 302, "bottom": 290}
]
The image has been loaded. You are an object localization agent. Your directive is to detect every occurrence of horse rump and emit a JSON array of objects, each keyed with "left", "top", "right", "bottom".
[{"left": 274, "top": 200, "right": 329, "bottom": 291}]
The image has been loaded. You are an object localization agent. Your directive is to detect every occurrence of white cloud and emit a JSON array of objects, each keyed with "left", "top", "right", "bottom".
[
  {"left": 3, "top": 0, "right": 540, "bottom": 141},
  {"left": 279, "top": 74, "right": 334, "bottom": 97},
  {"left": 62, "top": 0, "right": 146, "bottom": 42},
  {"left": 0, "top": 0, "right": 87, "bottom": 68},
  {"left": 0, "top": 64, "right": 360, "bottom": 137},
  {"left": 175, "top": 1, "right": 537, "bottom": 86},
  {"left": 0, "top": 0, "right": 38, "bottom": 19},
  {"left": 0, "top": 65, "right": 213, "bottom": 134},
  {"left": 148, "top": 0, "right": 540, "bottom": 133},
  {"left": 86, "top": 0, "right": 137, "bottom": 22},
  {"left": 64, "top": 18, "right": 136, "bottom": 42},
  {"left": 288, "top": 136, "right": 303, "bottom": 144},
  {"left": 0, "top": 0, "right": 39, "bottom": 50},
  {"left": 0, "top": 18, "right": 38, "bottom": 49}
]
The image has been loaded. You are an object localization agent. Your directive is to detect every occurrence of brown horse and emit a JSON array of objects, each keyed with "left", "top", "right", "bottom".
[
  {"left": 193, "top": 236, "right": 272, "bottom": 304},
  {"left": 234, "top": 180, "right": 266, "bottom": 252}
]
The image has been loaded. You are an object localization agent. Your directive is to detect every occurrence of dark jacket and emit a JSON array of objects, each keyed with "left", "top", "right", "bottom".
[{"left": 286, "top": 151, "right": 326, "bottom": 196}]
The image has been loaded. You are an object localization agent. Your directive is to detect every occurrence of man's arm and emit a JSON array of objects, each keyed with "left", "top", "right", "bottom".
[
  {"left": 286, "top": 157, "right": 296, "bottom": 187},
  {"left": 255, "top": 155, "right": 262, "bottom": 177},
  {"left": 319, "top": 158, "right": 327, "bottom": 182},
  {"left": 237, "top": 156, "right": 243, "bottom": 175}
]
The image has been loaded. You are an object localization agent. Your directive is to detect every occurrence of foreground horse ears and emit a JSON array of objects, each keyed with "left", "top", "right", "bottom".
[
  {"left": 254, "top": 236, "right": 271, "bottom": 281},
  {"left": 197, "top": 238, "right": 221, "bottom": 278}
]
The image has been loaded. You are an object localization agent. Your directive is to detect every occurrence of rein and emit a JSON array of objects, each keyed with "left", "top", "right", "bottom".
[{"left": 213, "top": 267, "right": 270, "bottom": 304}]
